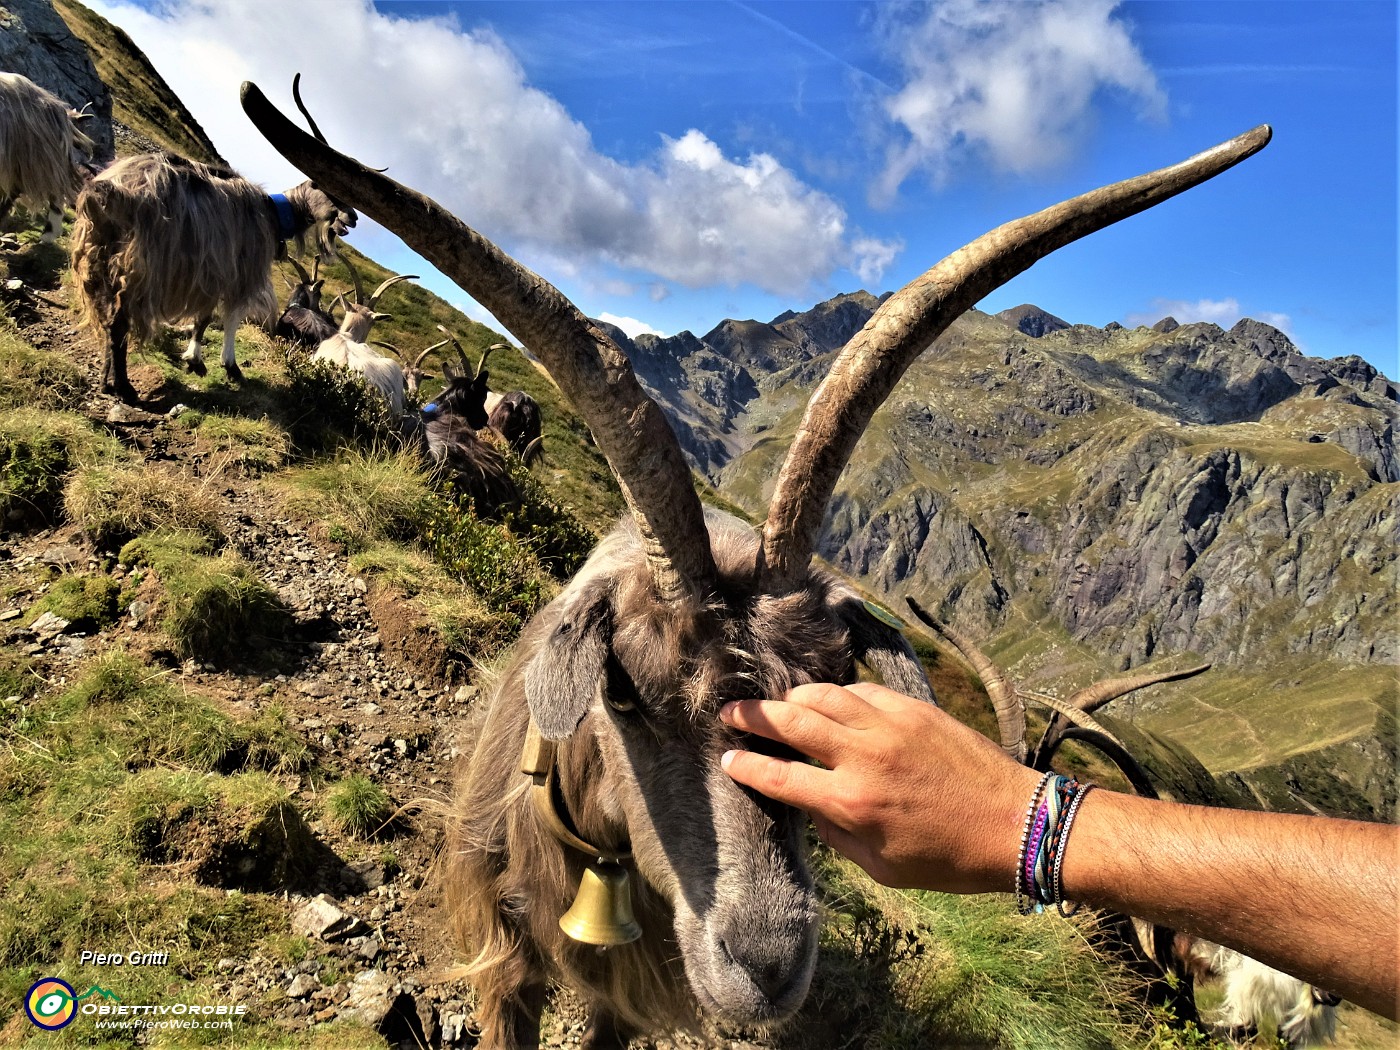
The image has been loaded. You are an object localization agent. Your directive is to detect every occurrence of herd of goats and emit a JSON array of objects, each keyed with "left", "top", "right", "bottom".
[
  {"left": 2, "top": 71, "right": 542, "bottom": 511},
  {"left": 1, "top": 68, "right": 1349, "bottom": 1048}
]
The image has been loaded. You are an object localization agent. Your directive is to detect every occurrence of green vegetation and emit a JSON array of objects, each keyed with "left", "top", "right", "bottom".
[
  {"left": 119, "top": 529, "right": 293, "bottom": 664},
  {"left": 66, "top": 462, "right": 222, "bottom": 548},
  {"left": 31, "top": 572, "right": 123, "bottom": 630},
  {"left": 0, "top": 318, "right": 89, "bottom": 410},
  {"left": 178, "top": 408, "right": 292, "bottom": 474},
  {"left": 322, "top": 774, "right": 391, "bottom": 839},
  {"left": 0, "top": 409, "right": 120, "bottom": 525},
  {"left": 0, "top": 651, "right": 321, "bottom": 1044}
]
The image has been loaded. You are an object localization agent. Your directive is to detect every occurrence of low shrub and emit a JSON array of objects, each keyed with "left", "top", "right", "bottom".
[{"left": 282, "top": 354, "right": 399, "bottom": 454}]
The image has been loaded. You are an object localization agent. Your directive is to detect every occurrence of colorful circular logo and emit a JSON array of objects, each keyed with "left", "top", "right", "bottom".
[{"left": 25, "top": 977, "right": 77, "bottom": 1030}]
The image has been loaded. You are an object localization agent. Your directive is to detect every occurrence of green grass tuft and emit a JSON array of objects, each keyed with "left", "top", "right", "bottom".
[
  {"left": 0, "top": 408, "right": 121, "bottom": 526},
  {"left": 323, "top": 774, "right": 391, "bottom": 839},
  {"left": 119, "top": 529, "right": 292, "bottom": 665},
  {"left": 65, "top": 463, "right": 222, "bottom": 549},
  {"left": 31, "top": 573, "right": 123, "bottom": 631}
]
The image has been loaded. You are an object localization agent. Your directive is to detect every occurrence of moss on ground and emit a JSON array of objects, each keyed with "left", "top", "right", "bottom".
[{"left": 0, "top": 409, "right": 121, "bottom": 526}]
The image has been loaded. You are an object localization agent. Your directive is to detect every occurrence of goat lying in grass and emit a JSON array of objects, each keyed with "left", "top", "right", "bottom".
[
  {"left": 275, "top": 256, "right": 337, "bottom": 348},
  {"left": 311, "top": 258, "right": 416, "bottom": 414},
  {"left": 0, "top": 72, "right": 96, "bottom": 245}
]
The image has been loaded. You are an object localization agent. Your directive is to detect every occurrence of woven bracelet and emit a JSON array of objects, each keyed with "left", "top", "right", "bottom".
[
  {"left": 1013, "top": 771, "right": 1056, "bottom": 915},
  {"left": 1052, "top": 783, "right": 1095, "bottom": 916}
]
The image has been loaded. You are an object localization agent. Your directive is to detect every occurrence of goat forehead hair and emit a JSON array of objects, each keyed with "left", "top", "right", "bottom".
[{"left": 585, "top": 509, "right": 855, "bottom": 716}]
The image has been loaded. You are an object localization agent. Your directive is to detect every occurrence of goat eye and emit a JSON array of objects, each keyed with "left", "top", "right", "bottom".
[{"left": 602, "top": 653, "right": 643, "bottom": 716}]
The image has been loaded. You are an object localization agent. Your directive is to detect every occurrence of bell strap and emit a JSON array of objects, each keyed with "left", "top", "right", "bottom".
[{"left": 520, "top": 720, "right": 631, "bottom": 863}]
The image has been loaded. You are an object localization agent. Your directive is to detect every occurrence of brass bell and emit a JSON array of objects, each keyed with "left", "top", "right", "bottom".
[{"left": 559, "top": 860, "right": 642, "bottom": 946}]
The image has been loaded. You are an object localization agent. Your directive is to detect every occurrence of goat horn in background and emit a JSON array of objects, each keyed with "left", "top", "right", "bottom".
[
  {"left": 371, "top": 340, "right": 404, "bottom": 361},
  {"left": 760, "top": 126, "right": 1273, "bottom": 591},
  {"left": 479, "top": 342, "right": 511, "bottom": 381},
  {"left": 242, "top": 80, "right": 718, "bottom": 601},
  {"left": 341, "top": 252, "right": 366, "bottom": 305},
  {"left": 292, "top": 73, "right": 329, "bottom": 145},
  {"left": 367, "top": 273, "right": 418, "bottom": 309},
  {"left": 434, "top": 324, "right": 473, "bottom": 377},
  {"left": 905, "top": 597, "right": 1026, "bottom": 762},
  {"left": 287, "top": 257, "right": 312, "bottom": 286},
  {"left": 415, "top": 339, "right": 450, "bottom": 370}
]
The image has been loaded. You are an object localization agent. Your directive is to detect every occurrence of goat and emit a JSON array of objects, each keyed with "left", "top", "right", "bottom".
[
  {"left": 71, "top": 77, "right": 355, "bottom": 402},
  {"left": 907, "top": 603, "right": 1340, "bottom": 1047},
  {"left": 0, "top": 71, "right": 96, "bottom": 243},
  {"left": 274, "top": 256, "right": 337, "bottom": 347},
  {"left": 243, "top": 80, "right": 1271, "bottom": 1048},
  {"left": 310, "top": 254, "right": 417, "bottom": 414},
  {"left": 391, "top": 329, "right": 519, "bottom": 510},
  {"left": 434, "top": 328, "right": 545, "bottom": 464}
]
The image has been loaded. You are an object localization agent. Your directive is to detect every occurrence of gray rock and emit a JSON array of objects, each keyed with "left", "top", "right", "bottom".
[
  {"left": 29, "top": 611, "right": 71, "bottom": 637},
  {"left": 291, "top": 894, "right": 367, "bottom": 942},
  {"left": 286, "top": 973, "right": 319, "bottom": 999}
]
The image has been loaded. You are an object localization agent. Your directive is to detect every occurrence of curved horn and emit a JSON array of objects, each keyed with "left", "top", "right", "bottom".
[
  {"left": 1022, "top": 690, "right": 1125, "bottom": 750},
  {"left": 1047, "top": 727, "right": 1161, "bottom": 800},
  {"left": 1066, "top": 663, "right": 1212, "bottom": 715},
  {"left": 341, "top": 253, "right": 365, "bottom": 304},
  {"left": 367, "top": 273, "right": 419, "bottom": 310},
  {"left": 311, "top": 255, "right": 321, "bottom": 282},
  {"left": 414, "top": 339, "right": 450, "bottom": 371},
  {"left": 370, "top": 340, "right": 404, "bottom": 361},
  {"left": 292, "top": 73, "right": 329, "bottom": 145},
  {"left": 479, "top": 342, "right": 509, "bottom": 381},
  {"left": 287, "top": 257, "right": 312, "bottom": 286},
  {"left": 240, "top": 81, "right": 718, "bottom": 601},
  {"left": 435, "top": 325, "right": 473, "bottom": 377},
  {"left": 760, "top": 126, "right": 1273, "bottom": 590},
  {"left": 905, "top": 597, "right": 1025, "bottom": 762},
  {"left": 1030, "top": 662, "right": 1211, "bottom": 769}
]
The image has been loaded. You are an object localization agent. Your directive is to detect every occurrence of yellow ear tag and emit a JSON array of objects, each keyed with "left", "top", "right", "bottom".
[{"left": 862, "top": 599, "right": 905, "bottom": 629}]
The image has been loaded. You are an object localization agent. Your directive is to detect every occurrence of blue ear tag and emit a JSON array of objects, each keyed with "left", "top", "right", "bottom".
[
  {"left": 422, "top": 402, "right": 438, "bottom": 414},
  {"left": 862, "top": 599, "right": 905, "bottom": 629}
]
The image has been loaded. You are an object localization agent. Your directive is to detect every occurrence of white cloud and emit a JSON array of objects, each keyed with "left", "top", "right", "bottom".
[
  {"left": 598, "top": 313, "right": 664, "bottom": 339},
  {"left": 871, "top": 0, "right": 1165, "bottom": 202},
  {"left": 1126, "top": 297, "right": 1294, "bottom": 336},
  {"left": 85, "top": 0, "right": 893, "bottom": 297}
]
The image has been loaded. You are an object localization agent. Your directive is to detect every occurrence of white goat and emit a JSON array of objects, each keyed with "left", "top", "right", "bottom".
[
  {"left": 1185, "top": 941, "right": 1340, "bottom": 1049},
  {"left": 0, "top": 71, "right": 95, "bottom": 242},
  {"left": 311, "top": 271, "right": 416, "bottom": 414}
]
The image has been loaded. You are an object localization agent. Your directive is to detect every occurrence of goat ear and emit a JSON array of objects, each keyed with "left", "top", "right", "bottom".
[
  {"left": 524, "top": 580, "right": 612, "bottom": 739},
  {"left": 828, "top": 591, "right": 936, "bottom": 705}
]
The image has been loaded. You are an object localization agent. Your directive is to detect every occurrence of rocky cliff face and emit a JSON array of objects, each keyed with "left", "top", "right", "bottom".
[
  {"left": 0, "top": 0, "right": 114, "bottom": 160},
  {"left": 631, "top": 297, "right": 1397, "bottom": 679}
]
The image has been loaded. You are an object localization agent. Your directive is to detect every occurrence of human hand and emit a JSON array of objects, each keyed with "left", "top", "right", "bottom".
[{"left": 719, "top": 681, "right": 1043, "bottom": 894}]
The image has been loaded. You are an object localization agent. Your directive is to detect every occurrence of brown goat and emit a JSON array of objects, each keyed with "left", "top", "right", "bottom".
[{"left": 241, "top": 80, "right": 1271, "bottom": 1048}]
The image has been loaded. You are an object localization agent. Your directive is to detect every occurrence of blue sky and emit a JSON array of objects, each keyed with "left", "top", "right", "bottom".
[{"left": 89, "top": 1, "right": 1396, "bottom": 373}]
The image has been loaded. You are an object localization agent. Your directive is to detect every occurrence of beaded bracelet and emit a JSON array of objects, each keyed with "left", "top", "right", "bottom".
[{"left": 1015, "top": 773, "right": 1094, "bottom": 914}]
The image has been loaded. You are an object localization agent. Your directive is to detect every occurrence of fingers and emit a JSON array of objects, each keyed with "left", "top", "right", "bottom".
[
  {"left": 720, "top": 748, "right": 830, "bottom": 812},
  {"left": 721, "top": 692, "right": 854, "bottom": 768}
]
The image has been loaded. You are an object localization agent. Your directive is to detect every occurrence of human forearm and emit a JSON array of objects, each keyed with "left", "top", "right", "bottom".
[{"left": 1061, "top": 789, "right": 1399, "bottom": 1018}]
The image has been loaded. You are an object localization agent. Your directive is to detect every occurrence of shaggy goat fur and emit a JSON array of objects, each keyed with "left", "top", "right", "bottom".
[
  {"left": 1175, "top": 940, "right": 1339, "bottom": 1049},
  {"left": 487, "top": 389, "right": 543, "bottom": 465},
  {"left": 0, "top": 72, "right": 95, "bottom": 240},
  {"left": 445, "top": 512, "right": 931, "bottom": 1045},
  {"left": 71, "top": 152, "right": 351, "bottom": 399}
]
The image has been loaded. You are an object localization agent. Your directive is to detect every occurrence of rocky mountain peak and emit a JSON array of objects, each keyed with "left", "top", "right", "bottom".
[{"left": 996, "top": 303, "right": 1071, "bottom": 338}]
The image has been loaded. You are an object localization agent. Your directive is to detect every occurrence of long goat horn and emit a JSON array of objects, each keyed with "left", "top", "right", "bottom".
[
  {"left": 1031, "top": 662, "right": 1212, "bottom": 768},
  {"left": 414, "top": 339, "right": 450, "bottom": 371},
  {"left": 761, "top": 126, "right": 1272, "bottom": 591},
  {"left": 292, "top": 73, "right": 329, "bottom": 145},
  {"left": 242, "top": 81, "right": 718, "bottom": 601},
  {"left": 905, "top": 597, "right": 1026, "bottom": 762},
  {"left": 435, "top": 325, "right": 473, "bottom": 377},
  {"left": 479, "top": 342, "right": 510, "bottom": 381},
  {"left": 367, "top": 274, "right": 418, "bottom": 310},
  {"left": 341, "top": 252, "right": 365, "bottom": 305},
  {"left": 287, "top": 257, "right": 312, "bottom": 286}
]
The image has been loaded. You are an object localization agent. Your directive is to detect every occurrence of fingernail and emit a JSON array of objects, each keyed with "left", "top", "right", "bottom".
[
  {"left": 719, "top": 701, "right": 737, "bottom": 724},
  {"left": 720, "top": 749, "right": 736, "bottom": 771}
]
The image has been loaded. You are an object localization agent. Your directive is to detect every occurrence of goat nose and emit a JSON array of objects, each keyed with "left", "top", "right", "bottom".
[{"left": 718, "top": 937, "right": 799, "bottom": 1003}]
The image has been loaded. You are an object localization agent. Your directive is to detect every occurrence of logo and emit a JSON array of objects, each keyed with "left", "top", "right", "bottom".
[{"left": 25, "top": 977, "right": 77, "bottom": 1030}]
